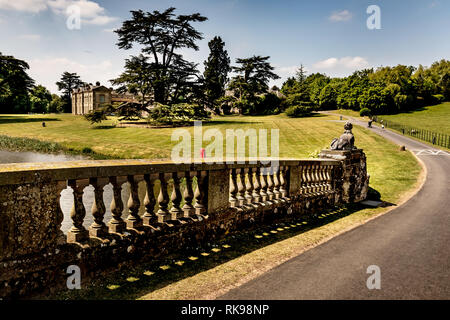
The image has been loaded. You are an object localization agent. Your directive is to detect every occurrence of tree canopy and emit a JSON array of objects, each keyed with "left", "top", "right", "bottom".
[
  {"left": 114, "top": 7, "right": 208, "bottom": 107},
  {"left": 203, "top": 36, "right": 231, "bottom": 111},
  {"left": 281, "top": 60, "right": 450, "bottom": 115},
  {"left": 0, "top": 52, "right": 35, "bottom": 113},
  {"left": 56, "top": 72, "right": 84, "bottom": 113}
]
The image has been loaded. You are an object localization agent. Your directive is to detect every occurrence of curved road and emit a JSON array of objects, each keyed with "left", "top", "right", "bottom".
[{"left": 220, "top": 116, "right": 450, "bottom": 299}]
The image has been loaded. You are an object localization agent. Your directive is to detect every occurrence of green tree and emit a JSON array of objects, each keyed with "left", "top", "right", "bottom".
[
  {"left": 48, "top": 94, "right": 65, "bottom": 113},
  {"left": 115, "top": 7, "right": 207, "bottom": 105},
  {"left": 203, "top": 36, "right": 231, "bottom": 111},
  {"left": 56, "top": 72, "right": 83, "bottom": 113},
  {"left": 295, "top": 64, "right": 307, "bottom": 83},
  {"left": 0, "top": 52, "right": 35, "bottom": 113},
  {"left": 228, "top": 55, "right": 279, "bottom": 113},
  {"left": 30, "top": 85, "right": 52, "bottom": 113}
]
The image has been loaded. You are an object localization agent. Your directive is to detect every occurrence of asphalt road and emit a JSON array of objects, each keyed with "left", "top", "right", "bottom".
[{"left": 220, "top": 116, "right": 450, "bottom": 299}]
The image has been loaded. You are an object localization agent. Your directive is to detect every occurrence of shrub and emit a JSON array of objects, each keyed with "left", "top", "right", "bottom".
[
  {"left": 359, "top": 107, "right": 372, "bottom": 117},
  {"left": 253, "top": 93, "right": 282, "bottom": 115},
  {"left": 285, "top": 105, "right": 313, "bottom": 118},
  {"left": 149, "top": 103, "right": 210, "bottom": 125},
  {"left": 431, "top": 94, "right": 445, "bottom": 104},
  {"left": 283, "top": 92, "right": 309, "bottom": 108},
  {"left": 82, "top": 147, "right": 94, "bottom": 154}
]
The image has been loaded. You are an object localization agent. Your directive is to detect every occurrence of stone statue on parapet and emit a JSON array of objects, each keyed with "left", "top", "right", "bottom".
[{"left": 330, "top": 121, "right": 356, "bottom": 150}]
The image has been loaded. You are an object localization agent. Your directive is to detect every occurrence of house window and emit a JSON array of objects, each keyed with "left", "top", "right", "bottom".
[{"left": 99, "top": 94, "right": 105, "bottom": 103}]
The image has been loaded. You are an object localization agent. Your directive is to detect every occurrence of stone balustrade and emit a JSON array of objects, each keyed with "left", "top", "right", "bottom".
[{"left": 0, "top": 149, "right": 369, "bottom": 298}]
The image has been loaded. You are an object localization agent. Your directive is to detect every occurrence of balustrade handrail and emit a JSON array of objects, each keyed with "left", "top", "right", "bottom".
[
  {"left": 0, "top": 158, "right": 339, "bottom": 186},
  {"left": 0, "top": 157, "right": 342, "bottom": 245}
]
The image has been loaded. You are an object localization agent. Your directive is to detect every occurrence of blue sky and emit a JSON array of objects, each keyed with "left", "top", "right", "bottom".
[{"left": 0, "top": 0, "right": 449, "bottom": 93}]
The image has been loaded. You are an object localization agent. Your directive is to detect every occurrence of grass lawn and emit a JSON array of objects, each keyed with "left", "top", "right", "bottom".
[
  {"left": 1, "top": 112, "right": 422, "bottom": 300},
  {"left": 0, "top": 112, "right": 420, "bottom": 205}
]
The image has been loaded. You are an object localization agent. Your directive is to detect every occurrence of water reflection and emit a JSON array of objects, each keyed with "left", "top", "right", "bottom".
[{"left": 0, "top": 150, "right": 171, "bottom": 234}]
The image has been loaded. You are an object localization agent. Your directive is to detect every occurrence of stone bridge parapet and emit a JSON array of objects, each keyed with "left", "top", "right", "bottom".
[{"left": 0, "top": 150, "right": 368, "bottom": 298}]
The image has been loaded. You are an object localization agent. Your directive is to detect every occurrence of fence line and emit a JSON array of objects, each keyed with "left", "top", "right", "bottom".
[{"left": 373, "top": 117, "right": 450, "bottom": 149}]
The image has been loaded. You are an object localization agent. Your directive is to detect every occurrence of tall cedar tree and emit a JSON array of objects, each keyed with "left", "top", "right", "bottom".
[
  {"left": 0, "top": 52, "right": 35, "bottom": 113},
  {"left": 56, "top": 72, "right": 83, "bottom": 113},
  {"left": 113, "top": 7, "right": 207, "bottom": 110},
  {"left": 229, "top": 55, "right": 280, "bottom": 101},
  {"left": 203, "top": 36, "right": 231, "bottom": 109}
]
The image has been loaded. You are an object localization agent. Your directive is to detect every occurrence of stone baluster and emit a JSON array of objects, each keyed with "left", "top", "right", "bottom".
[
  {"left": 194, "top": 170, "right": 207, "bottom": 215},
  {"left": 312, "top": 164, "right": 319, "bottom": 194},
  {"left": 319, "top": 166, "right": 325, "bottom": 193},
  {"left": 300, "top": 165, "right": 307, "bottom": 195},
  {"left": 126, "top": 175, "right": 142, "bottom": 229},
  {"left": 67, "top": 179, "right": 89, "bottom": 243},
  {"left": 280, "top": 166, "right": 288, "bottom": 198},
  {"left": 321, "top": 166, "right": 329, "bottom": 192},
  {"left": 237, "top": 168, "right": 246, "bottom": 207},
  {"left": 245, "top": 168, "right": 254, "bottom": 205},
  {"left": 260, "top": 169, "right": 268, "bottom": 202},
  {"left": 108, "top": 176, "right": 126, "bottom": 233},
  {"left": 89, "top": 177, "right": 108, "bottom": 237},
  {"left": 143, "top": 174, "right": 157, "bottom": 226},
  {"left": 316, "top": 165, "right": 323, "bottom": 194},
  {"left": 326, "top": 165, "right": 333, "bottom": 191},
  {"left": 252, "top": 167, "right": 262, "bottom": 204},
  {"left": 170, "top": 172, "right": 183, "bottom": 220},
  {"left": 308, "top": 165, "right": 315, "bottom": 194},
  {"left": 56, "top": 181, "right": 67, "bottom": 242},
  {"left": 182, "top": 171, "right": 196, "bottom": 217},
  {"left": 229, "top": 168, "right": 238, "bottom": 207},
  {"left": 157, "top": 172, "right": 170, "bottom": 223},
  {"left": 266, "top": 169, "right": 274, "bottom": 201},
  {"left": 313, "top": 165, "right": 320, "bottom": 193},
  {"left": 273, "top": 167, "right": 281, "bottom": 200},
  {"left": 304, "top": 165, "right": 311, "bottom": 195}
]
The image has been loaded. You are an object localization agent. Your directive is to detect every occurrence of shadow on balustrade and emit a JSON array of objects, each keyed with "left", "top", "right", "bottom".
[{"left": 46, "top": 203, "right": 370, "bottom": 300}]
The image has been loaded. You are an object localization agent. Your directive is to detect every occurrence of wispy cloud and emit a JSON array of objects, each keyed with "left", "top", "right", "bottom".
[
  {"left": 429, "top": 1, "right": 439, "bottom": 8},
  {"left": 0, "top": 0, "right": 48, "bottom": 13},
  {"left": 0, "top": 0, "right": 117, "bottom": 25},
  {"left": 329, "top": 10, "right": 352, "bottom": 22},
  {"left": 18, "top": 34, "right": 41, "bottom": 41},
  {"left": 313, "top": 56, "right": 369, "bottom": 70}
]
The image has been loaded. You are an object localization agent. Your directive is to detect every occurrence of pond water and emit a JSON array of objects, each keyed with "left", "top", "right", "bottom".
[{"left": 0, "top": 150, "right": 138, "bottom": 234}]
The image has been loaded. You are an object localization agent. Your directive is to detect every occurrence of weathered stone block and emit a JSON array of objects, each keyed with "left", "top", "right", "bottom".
[
  {"left": 0, "top": 181, "right": 61, "bottom": 261},
  {"left": 207, "top": 169, "right": 230, "bottom": 214}
]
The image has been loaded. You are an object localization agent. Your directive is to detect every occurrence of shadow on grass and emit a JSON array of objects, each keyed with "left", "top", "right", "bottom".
[
  {"left": 92, "top": 125, "right": 121, "bottom": 130},
  {"left": 49, "top": 203, "right": 369, "bottom": 300},
  {"left": 205, "top": 120, "right": 263, "bottom": 126},
  {"left": 0, "top": 116, "right": 61, "bottom": 124}
]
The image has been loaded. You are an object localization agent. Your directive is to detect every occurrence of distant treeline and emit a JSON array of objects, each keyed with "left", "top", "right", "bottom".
[{"left": 281, "top": 60, "right": 450, "bottom": 115}]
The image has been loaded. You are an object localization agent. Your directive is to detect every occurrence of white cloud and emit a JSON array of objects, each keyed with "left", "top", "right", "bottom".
[
  {"left": 0, "top": 0, "right": 116, "bottom": 25},
  {"left": 28, "top": 57, "right": 121, "bottom": 93},
  {"left": 429, "top": 1, "right": 439, "bottom": 8},
  {"left": 313, "top": 56, "right": 369, "bottom": 69},
  {"left": 273, "top": 65, "right": 306, "bottom": 80},
  {"left": 329, "top": 10, "right": 352, "bottom": 22},
  {"left": 18, "top": 34, "right": 41, "bottom": 41},
  {"left": 0, "top": 0, "right": 48, "bottom": 13},
  {"left": 48, "top": 0, "right": 117, "bottom": 25}
]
